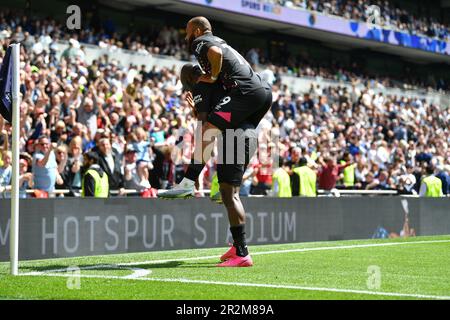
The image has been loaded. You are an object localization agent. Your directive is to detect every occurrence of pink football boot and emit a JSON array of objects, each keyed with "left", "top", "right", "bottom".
[
  {"left": 220, "top": 244, "right": 237, "bottom": 261},
  {"left": 216, "top": 255, "right": 254, "bottom": 267}
]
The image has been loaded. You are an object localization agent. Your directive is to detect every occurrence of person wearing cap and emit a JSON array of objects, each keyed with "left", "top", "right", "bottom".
[
  {"left": 419, "top": 165, "right": 443, "bottom": 197},
  {"left": 81, "top": 151, "right": 109, "bottom": 198},
  {"left": 292, "top": 157, "right": 317, "bottom": 197}
]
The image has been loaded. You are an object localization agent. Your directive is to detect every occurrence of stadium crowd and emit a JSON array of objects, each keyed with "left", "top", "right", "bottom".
[
  {"left": 0, "top": 8, "right": 449, "bottom": 198},
  {"left": 276, "top": 0, "right": 449, "bottom": 41},
  {"left": 0, "top": 8, "right": 448, "bottom": 92}
]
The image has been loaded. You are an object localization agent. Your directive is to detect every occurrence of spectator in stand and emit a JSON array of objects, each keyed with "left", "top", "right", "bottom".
[
  {"left": 55, "top": 144, "right": 69, "bottom": 189},
  {"left": 0, "top": 151, "right": 12, "bottom": 196},
  {"left": 130, "top": 127, "right": 152, "bottom": 188},
  {"left": 286, "top": 146, "right": 302, "bottom": 171},
  {"left": 123, "top": 144, "right": 151, "bottom": 192},
  {"left": 436, "top": 165, "right": 450, "bottom": 196},
  {"left": 252, "top": 144, "right": 274, "bottom": 195},
  {"left": 64, "top": 136, "right": 84, "bottom": 196},
  {"left": 82, "top": 151, "right": 109, "bottom": 198},
  {"left": 246, "top": 48, "right": 260, "bottom": 68},
  {"left": 317, "top": 155, "right": 352, "bottom": 190},
  {"left": 419, "top": 165, "right": 443, "bottom": 197},
  {"left": 96, "top": 138, "right": 125, "bottom": 196},
  {"left": 32, "top": 136, "right": 63, "bottom": 195},
  {"left": 276, "top": 0, "right": 450, "bottom": 43},
  {"left": 240, "top": 164, "right": 256, "bottom": 197},
  {"left": 291, "top": 157, "right": 317, "bottom": 197},
  {"left": 397, "top": 164, "right": 417, "bottom": 195},
  {"left": 76, "top": 85, "right": 99, "bottom": 140},
  {"left": 18, "top": 158, "right": 34, "bottom": 198},
  {"left": 271, "top": 158, "right": 292, "bottom": 197},
  {"left": 0, "top": 9, "right": 448, "bottom": 198}
]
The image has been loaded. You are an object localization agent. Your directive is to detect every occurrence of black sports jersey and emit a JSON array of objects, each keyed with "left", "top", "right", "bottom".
[
  {"left": 192, "top": 82, "right": 225, "bottom": 114},
  {"left": 191, "top": 33, "right": 264, "bottom": 95}
]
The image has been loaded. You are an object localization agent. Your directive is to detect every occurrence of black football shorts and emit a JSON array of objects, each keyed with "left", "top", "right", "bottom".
[
  {"left": 207, "top": 86, "right": 273, "bottom": 131},
  {"left": 215, "top": 122, "right": 258, "bottom": 186}
]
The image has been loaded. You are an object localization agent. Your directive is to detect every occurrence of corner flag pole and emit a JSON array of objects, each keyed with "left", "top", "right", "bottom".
[{"left": 10, "top": 43, "right": 21, "bottom": 275}]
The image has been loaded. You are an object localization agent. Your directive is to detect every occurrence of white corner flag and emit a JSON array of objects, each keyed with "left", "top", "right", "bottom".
[
  {"left": 0, "top": 43, "right": 21, "bottom": 275},
  {"left": 10, "top": 43, "right": 21, "bottom": 275}
]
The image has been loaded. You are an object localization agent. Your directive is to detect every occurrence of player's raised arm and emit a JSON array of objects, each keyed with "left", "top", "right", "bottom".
[{"left": 198, "top": 46, "right": 222, "bottom": 83}]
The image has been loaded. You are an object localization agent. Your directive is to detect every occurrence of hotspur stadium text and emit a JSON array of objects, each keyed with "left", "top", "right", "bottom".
[{"left": 0, "top": 212, "right": 296, "bottom": 256}]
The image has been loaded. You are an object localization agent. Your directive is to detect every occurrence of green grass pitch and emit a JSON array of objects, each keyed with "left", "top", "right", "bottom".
[{"left": 1, "top": 235, "right": 449, "bottom": 300}]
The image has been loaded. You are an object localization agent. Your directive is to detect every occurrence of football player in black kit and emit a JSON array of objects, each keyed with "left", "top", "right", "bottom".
[{"left": 158, "top": 17, "right": 272, "bottom": 267}]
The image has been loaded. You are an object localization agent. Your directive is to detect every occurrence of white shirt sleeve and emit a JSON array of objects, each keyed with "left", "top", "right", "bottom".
[
  {"left": 273, "top": 179, "right": 279, "bottom": 195},
  {"left": 419, "top": 182, "right": 427, "bottom": 197}
]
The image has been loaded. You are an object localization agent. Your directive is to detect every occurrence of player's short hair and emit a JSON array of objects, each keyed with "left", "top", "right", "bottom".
[
  {"left": 189, "top": 16, "right": 212, "bottom": 32},
  {"left": 180, "top": 63, "right": 203, "bottom": 91}
]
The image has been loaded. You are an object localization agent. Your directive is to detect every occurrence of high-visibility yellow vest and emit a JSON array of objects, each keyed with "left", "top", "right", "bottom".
[
  {"left": 210, "top": 172, "right": 220, "bottom": 198},
  {"left": 341, "top": 161, "right": 356, "bottom": 187},
  {"left": 423, "top": 175, "right": 442, "bottom": 197},
  {"left": 293, "top": 166, "right": 316, "bottom": 197},
  {"left": 82, "top": 169, "right": 109, "bottom": 198},
  {"left": 271, "top": 168, "right": 292, "bottom": 197}
]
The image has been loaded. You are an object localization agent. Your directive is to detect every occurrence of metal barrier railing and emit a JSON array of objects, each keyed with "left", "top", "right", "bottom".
[
  {"left": 317, "top": 189, "right": 399, "bottom": 197},
  {"left": 2, "top": 187, "right": 447, "bottom": 197}
]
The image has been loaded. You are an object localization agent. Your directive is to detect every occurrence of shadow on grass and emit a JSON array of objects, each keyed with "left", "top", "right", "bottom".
[
  {"left": 136, "top": 261, "right": 218, "bottom": 269},
  {"left": 20, "top": 260, "right": 219, "bottom": 273}
]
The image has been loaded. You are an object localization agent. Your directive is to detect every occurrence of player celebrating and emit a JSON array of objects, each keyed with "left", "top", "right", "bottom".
[{"left": 158, "top": 17, "right": 273, "bottom": 267}]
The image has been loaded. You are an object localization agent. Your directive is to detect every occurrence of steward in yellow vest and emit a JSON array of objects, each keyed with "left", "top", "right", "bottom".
[
  {"left": 420, "top": 166, "right": 443, "bottom": 197},
  {"left": 340, "top": 153, "right": 355, "bottom": 187},
  {"left": 292, "top": 157, "right": 316, "bottom": 197},
  {"left": 210, "top": 171, "right": 222, "bottom": 203},
  {"left": 82, "top": 151, "right": 109, "bottom": 198},
  {"left": 271, "top": 160, "right": 292, "bottom": 197}
]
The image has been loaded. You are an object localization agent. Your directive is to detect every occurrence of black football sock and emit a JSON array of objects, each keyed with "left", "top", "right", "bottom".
[
  {"left": 184, "top": 162, "right": 204, "bottom": 181},
  {"left": 230, "top": 224, "right": 249, "bottom": 257}
]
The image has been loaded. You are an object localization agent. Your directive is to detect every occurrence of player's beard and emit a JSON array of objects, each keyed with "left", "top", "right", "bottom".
[{"left": 187, "top": 34, "right": 195, "bottom": 53}]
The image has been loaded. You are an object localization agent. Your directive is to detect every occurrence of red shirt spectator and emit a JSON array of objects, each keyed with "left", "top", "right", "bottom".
[
  {"left": 255, "top": 163, "right": 273, "bottom": 185},
  {"left": 318, "top": 159, "right": 352, "bottom": 190}
]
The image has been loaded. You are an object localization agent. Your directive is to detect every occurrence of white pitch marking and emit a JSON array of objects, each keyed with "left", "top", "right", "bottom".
[
  {"left": 19, "top": 272, "right": 450, "bottom": 300},
  {"left": 123, "top": 268, "right": 152, "bottom": 279},
  {"left": 20, "top": 264, "right": 151, "bottom": 279}
]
